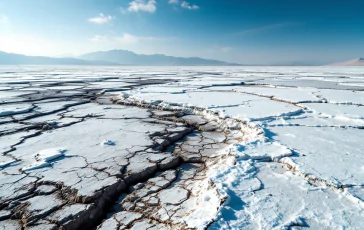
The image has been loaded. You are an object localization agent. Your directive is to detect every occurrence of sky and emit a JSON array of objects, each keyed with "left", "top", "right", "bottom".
[{"left": 0, "top": 0, "right": 364, "bottom": 65}]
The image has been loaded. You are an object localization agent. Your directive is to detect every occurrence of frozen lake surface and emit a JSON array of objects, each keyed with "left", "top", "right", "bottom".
[{"left": 0, "top": 66, "right": 363, "bottom": 229}]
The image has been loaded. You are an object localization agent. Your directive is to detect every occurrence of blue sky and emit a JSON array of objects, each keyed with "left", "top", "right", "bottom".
[{"left": 0, "top": 0, "right": 363, "bottom": 64}]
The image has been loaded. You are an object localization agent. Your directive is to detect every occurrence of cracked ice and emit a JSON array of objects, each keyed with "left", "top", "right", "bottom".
[{"left": 0, "top": 66, "right": 363, "bottom": 230}]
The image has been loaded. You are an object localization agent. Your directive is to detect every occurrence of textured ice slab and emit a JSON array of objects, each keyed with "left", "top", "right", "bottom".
[
  {"left": 217, "top": 101, "right": 303, "bottom": 121},
  {"left": 127, "top": 90, "right": 302, "bottom": 121},
  {"left": 175, "top": 78, "right": 244, "bottom": 87},
  {"left": 268, "top": 126, "right": 364, "bottom": 187},
  {"left": 0, "top": 103, "right": 33, "bottom": 116},
  {"left": 208, "top": 85, "right": 321, "bottom": 103},
  {"left": 304, "top": 102, "right": 364, "bottom": 124},
  {"left": 210, "top": 162, "right": 364, "bottom": 229},
  {"left": 314, "top": 89, "right": 364, "bottom": 104},
  {"left": 0, "top": 90, "right": 33, "bottom": 100},
  {"left": 237, "top": 141, "right": 293, "bottom": 161},
  {"left": 268, "top": 115, "right": 364, "bottom": 128},
  {"left": 257, "top": 78, "right": 364, "bottom": 90},
  {"left": 135, "top": 85, "right": 193, "bottom": 94}
]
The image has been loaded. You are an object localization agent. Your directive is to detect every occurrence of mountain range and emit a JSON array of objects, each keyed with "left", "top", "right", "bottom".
[
  {"left": 1, "top": 50, "right": 363, "bottom": 66},
  {"left": 79, "top": 50, "right": 237, "bottom": 66},
  {"left": 0, "top": 50, "right": 237, "bottom": 66}
]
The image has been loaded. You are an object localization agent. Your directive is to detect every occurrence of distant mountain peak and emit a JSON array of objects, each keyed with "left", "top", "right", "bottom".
[{"left": 328, "top": 58, "right": 364, "bottom": 66}]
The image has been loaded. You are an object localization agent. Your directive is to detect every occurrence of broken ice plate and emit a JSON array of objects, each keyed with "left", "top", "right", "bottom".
[{"left": 34, "top": 148, "right": 66, "bottom": 162}]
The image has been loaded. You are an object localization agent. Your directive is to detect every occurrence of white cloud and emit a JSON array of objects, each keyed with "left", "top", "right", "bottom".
[
  {"left": 90, "top": 33, "right": 155, "bottom": 44},
  {"left": 88, "top": 14, "right": 113, "bottom": 24},
  {"left": 128, "top": 0, "right": 157, "bottom": 13},
  {"left": 169, "top": 0, "right": 199, "bottom": 10},
  {"left": 0, "top": 15, "right": 9, "bottom": 25},
  {"left": 181, "top": 1, "right": 199, "bottom": 10}
]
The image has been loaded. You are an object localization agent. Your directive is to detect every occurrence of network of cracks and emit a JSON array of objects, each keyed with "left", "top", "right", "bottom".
[{"left": 0, "top": 67, "right": 363, "bottom": 230}]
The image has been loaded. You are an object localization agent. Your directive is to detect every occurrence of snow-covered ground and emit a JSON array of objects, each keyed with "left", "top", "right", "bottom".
[{"left": 0, "top": 66, "right": 363, "bottom": 230}]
